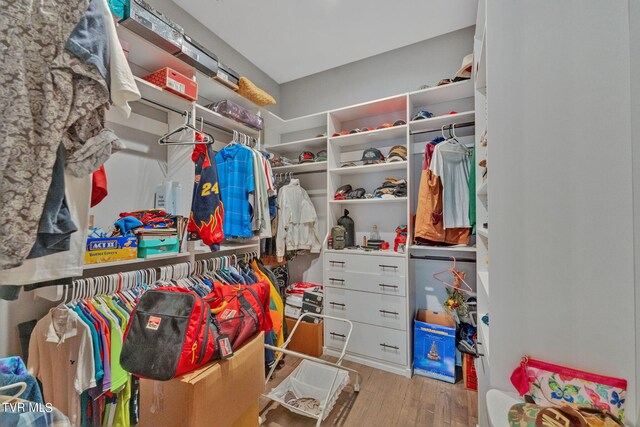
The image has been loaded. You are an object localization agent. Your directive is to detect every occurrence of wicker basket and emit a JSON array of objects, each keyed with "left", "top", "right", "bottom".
[{"left": 238, "top": 77, "right": 276, "bottom": 106}]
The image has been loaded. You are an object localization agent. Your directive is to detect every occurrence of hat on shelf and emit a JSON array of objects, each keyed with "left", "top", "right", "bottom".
[
  {"left": 334, "top": 184, "right": 353, "bottom": 200},
  {"left": 437, "top": 79, "right": 452, "bottom": 86},
  {"left": 393, "top": 119, "right": 406, "bottom": 126},
  {"left": 316, "top": 150, "right": 327, "bottom": 162},
  {"left": 349, "top": 128, "right": 362, "bottom": 134},
  {"left": 361, "top": 148, "right": 385, "bottom": 165},
  {"left": 316, "top": 133, "right": 326, "bottom": 138},
  {"left": 411, "top": 110, "right": 434, "bottom": 121},
  {"left": 345, "top": 188, "right": 366, "bottom": 199},
  {"left": 454, "top": 53, "right": 473, "bottom": 80},
  {"left": 386, "top": 145, "right": 407, "bottom": 163},
  {"left": 340, "top": 162, "right": 358, "bottom": 168},
  {"left": 298, "top": 151, "right": 316, "bottom": 164},
  {"left": 376, "top": 123, "right": 393, "bottom": 130}
]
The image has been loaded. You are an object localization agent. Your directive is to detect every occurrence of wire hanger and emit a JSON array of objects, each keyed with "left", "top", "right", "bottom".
[
  {"left": 159, "top": 111, "right": 214, "bottom": 146},
  {"left": 433, "top": 256, "right": 474, "bottom": 294}
]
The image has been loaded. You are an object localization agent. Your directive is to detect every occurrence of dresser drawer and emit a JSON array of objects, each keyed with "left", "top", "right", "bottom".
[
  {"left": 325, "top": 319, "right": 407, "bottom": 366},
  {"left": 325, "top": 287, "right": 407, "bottom": 331},
  {"left": 325, "top": 253, "right": 406, "bottom": 277},
  {"left": 325, "top": 271, "right": 406, "bottom": 297}
]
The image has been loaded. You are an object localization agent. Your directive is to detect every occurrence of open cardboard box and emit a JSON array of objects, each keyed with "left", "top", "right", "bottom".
[{"left": 139, "top": 332, "right": 265, "bottom": 427}]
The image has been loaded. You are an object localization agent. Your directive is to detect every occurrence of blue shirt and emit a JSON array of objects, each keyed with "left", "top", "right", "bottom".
[{"left": 215, "top": 144, "right": 255, "bottom": 238}]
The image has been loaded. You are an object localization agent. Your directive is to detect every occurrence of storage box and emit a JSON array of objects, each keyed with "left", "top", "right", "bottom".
[
  {"left": 143, "top": 67, "right": 198, "bottom": 101},
  {"left": 285, "top": 317, "right": 324, "bottom": 358},
  {"left": 207, "top": 100, "right": 264, "bottom": 130},
  {"left": 121, "top": 0, "right": 184, "bottom": 54},
  {"left": 138, "top": 237, "right": 179, "bottom": 258},
  {"left": 107, "top": 0, "right": 128, "bottom": 19},
  {"left": 302, "top": 289, "right": 324, "bottom": 307},
  {"left": 214, "top": 62, "right": 240, "bottom": 90},
  {"left": 84, "top": 236, "right": 137, "bottom": 264},
  {"left": 175, "top": 34, "right": 218, "bottom": 77},
  {"left": 463, "top": 353, "right": 478, "bottom": 391},
  {"left": 302, "top": 301, "right": 322, "bottom": 316},
  {"left": 139, "top": 332, "right": 264, "bottom": 427},
  {"left": 413, "top": 309, "right": 458, "bottom": 383},
  {"left": 284, "top": 304, "right": 301, "bottom": 319}
]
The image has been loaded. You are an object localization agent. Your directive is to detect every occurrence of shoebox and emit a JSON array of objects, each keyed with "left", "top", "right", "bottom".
[
  {"left": 139, "top": 332, "right": 264, "bottom": 427},
  {"left": 301, "top": 301, "right": 322, "bottom": 322},
  {"left": 175, "top": 34, "right": 218, "bottom": 77},
  {"left": 84, "top": 236, "right": 137, "bottom": 264},
  {"left": 214, "top": 62, "right": 240, "bottom": 90},
  {"left": 302, "top": 289, "right": 323, "bottom": 307},
  {"left": 121, "top": 0, "right": 184, "bottom": 54},
  {"left": 285, "top": 317, "right": 324, "bottom": 357},
  {"left": 143, "top": 67, "right": 198, "bottom": 101},
  {"left": 413, "top": 309, "right": 458, "bottom": 383},
  {"left": 137, "top": 237, "right": 179, "bottom": 258},
  {"left": 463, "top": 353, "right": 478, "bottom": 391}
]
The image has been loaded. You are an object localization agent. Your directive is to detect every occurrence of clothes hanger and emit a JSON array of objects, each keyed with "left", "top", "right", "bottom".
[
  {"left": 0, "top": 382, "right": 27, "bottom": 403},
  {"left": 159, "top": 111, "right": 214, "bottom": 146},
  {"left": 433, "top": 256, "right": 474, "bottom": 294}
]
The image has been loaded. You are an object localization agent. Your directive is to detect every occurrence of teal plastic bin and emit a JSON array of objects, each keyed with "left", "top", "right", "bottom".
[{"left": 137, "top": 237, "right": 179, "bottom": 258}]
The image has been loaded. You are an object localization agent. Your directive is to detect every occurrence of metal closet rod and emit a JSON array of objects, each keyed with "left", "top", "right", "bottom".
[
  {"left": 410, "top": 121, "right": 475, "bottom": 136},
  {"left": 410, "top": 254, "right": 477, "bottom": 263},
  {"left": 140, "top": 96, "right": 235, "bottom": 136}
]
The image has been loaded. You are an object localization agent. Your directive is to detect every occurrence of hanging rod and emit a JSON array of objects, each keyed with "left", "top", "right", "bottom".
[
  {"left": 410, "top": 254, "right": 477, "bottom": 263},
  {"left": 139, "top": 96, "right": 235, "bottom": 137},
  {"left": 410, "top": 121, "right": 475, "bottom": 136}
]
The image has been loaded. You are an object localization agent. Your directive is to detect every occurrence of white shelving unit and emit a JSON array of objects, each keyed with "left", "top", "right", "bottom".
[
  {"left": 328, "top": 197, "right": 407, "bottom": 205},
  {"left": 409, "top": 110, "right": 475, "bottom": 134},
  {"left": 329, "top": 161, "right": 407, "bottom": 176},
  {"left": 272, "top": 161, "right": 327, "bottom": 174}
]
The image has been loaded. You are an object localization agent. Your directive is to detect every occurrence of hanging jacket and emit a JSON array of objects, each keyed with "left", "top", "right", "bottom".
[
  {"left": 188, "top": 143, "right": 224, "bottom": 250},
  {"left": 252, "top": 260, "right": 285, "bottom": 348},
  {"left": 276, "top": 179, "right": 322, "bottom": 261}
]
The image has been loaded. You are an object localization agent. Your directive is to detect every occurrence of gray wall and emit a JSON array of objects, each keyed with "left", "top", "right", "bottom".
[
  {"left": 279, "top": 26, "right": 475, "bottom": 119},
  {"left": 146, "top": 0, "right": 281, "bottom": 115}
]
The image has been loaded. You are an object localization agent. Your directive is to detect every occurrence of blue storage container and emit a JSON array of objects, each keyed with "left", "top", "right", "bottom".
[{"left": 413, "top": 309, "right": 458, "bottom": 383}]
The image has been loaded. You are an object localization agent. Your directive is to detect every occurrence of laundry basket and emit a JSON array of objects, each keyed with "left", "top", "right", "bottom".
[{"left": 263, "top": 313, "right": 360, "bottom": 426}]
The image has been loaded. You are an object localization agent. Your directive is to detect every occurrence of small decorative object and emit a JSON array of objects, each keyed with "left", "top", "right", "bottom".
[
  {"left": 427, "top": 341, "right": 440, "bottom": 361},
  {"left": 444, "top": 271, "right": 470, "bottom": 319}
]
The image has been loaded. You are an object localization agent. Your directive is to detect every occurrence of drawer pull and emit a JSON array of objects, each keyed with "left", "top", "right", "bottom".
[
  {"left": 379, "top": 309, "right": 399, "bottom": 316},
  {"left": 379, "top": 264, "right": 398, "bottom": 270},
  {"left": 330, "top": 332, "right": 346, "bottom": 339},
  {"left": 380, "top": 343, "right": 399, "bottom": 350},
  {"left": 330, "top": 261, "right": 345, "bottom": 266},
  {"left": 329, "top": 302, "right": 346, "bottom": 308},
  {"left": 378, "top": 284, "right": 399, "bottom": 289},
  {"left": 329, "top": 278, "right": 345, "bottom": 284}
]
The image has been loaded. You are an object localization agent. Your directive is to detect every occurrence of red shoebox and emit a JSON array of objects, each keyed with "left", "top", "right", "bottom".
[
  {"left": 463, "top": 353, "right": 478, "bottom": 391},
  {"left": 143, "top": 67, "right": 198, "bottom": 101}
]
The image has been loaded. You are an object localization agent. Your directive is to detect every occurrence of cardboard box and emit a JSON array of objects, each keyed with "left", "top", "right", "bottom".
[
  {"left": 84, "top": 236, "right": 137, "bottom": 264},
  {"left": 413, "top": 309, "right": 458, "bottom": 383},
  {"left": 285, "top": 317, "right": 324, "bottom": 358},
  {"left": 463, "top": 353, "right": 478, "bottom": 391},
  {"left": 302, "top": 289, "right": 324, "bottom": 307},
  {"left": 232, "top": 402, "right": 259, "bottom": 427},
  {"left": 139, "top": 332, "right": 265, "bottom": 427},
  {"left": 143, "top": 67, "right": 198, "bottom": 101}
]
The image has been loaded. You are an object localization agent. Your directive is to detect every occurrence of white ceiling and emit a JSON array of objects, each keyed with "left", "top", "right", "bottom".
[{"left": 174, "top": 0, "right": 477, "bottom": 83}]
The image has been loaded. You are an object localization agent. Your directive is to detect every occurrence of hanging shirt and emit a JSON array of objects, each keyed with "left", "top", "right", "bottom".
[
  {"left": 251, "top": 148, "right": 271, "bottom": 238},
  {"left": 188, "top": 144, "right": 224, "bottom": 250},
  {"left": 276, "top": 179, "right": 322, "bottom": 260},
  {"left": 28, "top": 308, "right": 96, "bottom": 427},
  {"left": 215, "top": 144, "right": 255, "bottom": 238},
  {"left": 430, "top": 141, "right": 472, "bottom": 229}
]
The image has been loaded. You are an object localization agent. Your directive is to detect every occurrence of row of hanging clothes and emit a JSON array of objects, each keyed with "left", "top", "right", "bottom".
[
  {"left": 414, "top": 123, "right": 475, "bottom": 246},
  {"left": 8, "top": 251, "right": 287, "bottom": 427}
]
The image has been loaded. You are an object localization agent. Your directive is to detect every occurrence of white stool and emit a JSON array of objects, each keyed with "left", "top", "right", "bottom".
[{"left": 486, "top": 389, "right": 522, "bottom": 427}]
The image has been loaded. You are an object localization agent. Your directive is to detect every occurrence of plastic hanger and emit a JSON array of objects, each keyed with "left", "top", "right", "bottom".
[
  {"left": 0, "top": 382, "right": 27, "bottom": 403},
  {"left": 433, "top": 256, "right": 474, "bottom": 294},
  {"left": 159, "top": 111, "right": 214, "bottom": 146}
]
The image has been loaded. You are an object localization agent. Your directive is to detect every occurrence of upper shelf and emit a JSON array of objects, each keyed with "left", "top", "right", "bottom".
[
  {"left": 194, "top": 103, "right": 260, "bottom": 137},
  {"left": 272, "top": 161, "right": 327, "bottom": 174},
  {"left": 262, "top": 110, "right": 328, "bottom": 135},
  {"left": 265, "top": 136, "right": 327, "bottom": 154},
  {"left": 409, "top": 110, "right": 475, "bottom": 134},
  {"left": 409, "top": 80, "right": 474, "bottom": 108},
  {"left": 330, "top": 94, "right": 407, "bottom": 123},
  {"left": 329, "top": 161, "right": 407, "bottom": 176},
  {"left": 330, "top": 125, "right": 407, "bottom": 149}
]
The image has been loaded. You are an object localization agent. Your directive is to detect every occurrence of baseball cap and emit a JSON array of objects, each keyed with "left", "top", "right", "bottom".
[
  {"left": 454, "top": 53, "right": 473, "bottom": 80},
  {"left": 316, "top": 150, "right": 327, "bottom": 162},
  {"left": 298, "top": 151, "right": 316, "bottom": 164},
  {"left": 376, "top": 123, "right": 393, "bottom": 130},
  {"left": 334, "top": 184, "right": 352, "bottom": 200},
  {"left": 361, "top": 148, "right": 385, "bottom": 165},
  {"left": 411, "top": 110, "right": 434, "bottom": 121},
  {"left": 393, "top": 119, "right": 406, "bottom": 126},
  {"left": 386, "top": 145, "right": 407, "bottom": 162}
]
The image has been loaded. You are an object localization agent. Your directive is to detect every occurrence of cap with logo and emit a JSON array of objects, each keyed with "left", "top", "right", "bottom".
[
  {"left": 298, "top": 151, "right": 316, "bottom": 164},
  {"left": 334, "top": 184, "right": 353, "bottom": 200},
  {"left": 386, "top": 145, "right": 407, "bottom": 163},
  {"left": 316, "top": 150, "right": 327, "bottom": 162},
  {"left": 454, "top": 53, "right": 473, "bottom": 81},
  {"left": 361, "top": 148, "right": 385, "bottom": 165}
]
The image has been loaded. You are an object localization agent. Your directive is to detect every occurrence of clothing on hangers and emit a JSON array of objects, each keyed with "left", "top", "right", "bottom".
[
  {"left": 216, "top": 144, "right": 255, "bottom": 238},
  {"left": 275, "top": 179, "right": 322, "bottom": 261}
]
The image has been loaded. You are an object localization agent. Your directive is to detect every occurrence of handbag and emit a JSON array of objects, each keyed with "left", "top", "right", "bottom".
[
  {"left": 121, "top": 287, "right": 232, "bottom": 381},
  {"left": 510, "top": 356, "right": 627, "bottom": 422}
]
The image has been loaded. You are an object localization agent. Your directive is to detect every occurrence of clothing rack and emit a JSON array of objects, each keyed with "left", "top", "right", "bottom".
[
  {"left": 410, "top": 254, "right": 476, "bottom": 263},
  {"left": 140, "top": 96, "right": 235, "bottom": 137},
  {"left": 409, "top": 121, "right": 475, "bottom": 136}
]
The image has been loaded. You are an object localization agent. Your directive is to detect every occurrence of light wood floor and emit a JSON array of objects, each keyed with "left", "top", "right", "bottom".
[{"left": 259, "top": 357, "right": 478, "bottom": 426}]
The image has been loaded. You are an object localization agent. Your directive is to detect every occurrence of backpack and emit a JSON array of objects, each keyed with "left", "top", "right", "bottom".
[
  {"left": 120, "top": 287, "right": 232, "bottom": 381},
  {"left": 331, "top": 225, "right": 346, "bottom": 250},
  {"left": 205, "top": 281, "right": 272, "bottom": 350}
]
